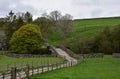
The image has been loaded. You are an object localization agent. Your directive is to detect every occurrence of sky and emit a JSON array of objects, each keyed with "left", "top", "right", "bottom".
[{"left": 0, "top": 0, "right": 120, "bottom": 19}]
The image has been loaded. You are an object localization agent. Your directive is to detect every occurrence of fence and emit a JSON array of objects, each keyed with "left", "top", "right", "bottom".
[
  {"left": 0, "top": 57, "right": 64, "bottom": 73},
  {"left": 0, "top": 58, "right": 82, "bottom": 79}
]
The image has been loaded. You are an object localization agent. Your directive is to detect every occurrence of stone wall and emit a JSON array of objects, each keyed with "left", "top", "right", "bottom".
[
  {"left": 78, "top": 53, "right": 104, "bottom": 58},
  {"left": 5, "top": 53, "right": 56, "bottom": 58},
  {"left": 112, "top": 53, "right": 120, "bottom": 58}
]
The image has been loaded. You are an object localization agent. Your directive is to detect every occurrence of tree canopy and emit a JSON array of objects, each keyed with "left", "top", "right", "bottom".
[{"left": 9, "top": 24, "right": 43, "bottom": 54}]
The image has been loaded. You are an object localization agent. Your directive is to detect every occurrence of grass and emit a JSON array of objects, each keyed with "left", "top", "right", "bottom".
[
  {"left": 73, "top": 17, "right": 120, "bottom": 38},
  {"left": 0, "top": 55, "right": 64, "bottom": 72},
  {"left": 49, "top": 17, "right": 120, "bottom": 45},
  {"left": 30, "top": 55, "right": 120, "bottom": 79}
]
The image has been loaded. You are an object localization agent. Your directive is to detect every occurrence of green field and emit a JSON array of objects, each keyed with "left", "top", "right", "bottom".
[
  {"left": 30, "top": 55, "right": 120, "bottom": 79},
  {"left": 0, "top": 55, "right": 63, "bottom": 72},
  {"left": 49, "top": 17, "right": 120, "bottom": 45}
]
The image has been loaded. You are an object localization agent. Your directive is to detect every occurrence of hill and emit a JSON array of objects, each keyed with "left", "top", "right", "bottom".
[{"left": 48, "top": 17, "right": 120, "bottom": 45}]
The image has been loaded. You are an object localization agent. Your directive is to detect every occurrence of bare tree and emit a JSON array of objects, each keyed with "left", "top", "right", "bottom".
[
  {"left": 49, "top": 10, "right": 62, "bottom": 22},
  {"left": 41, "top": 10, "right": 73, "bottom": 38},
  {"left": 59, "top": 14, "right": 73, "bottom": 34}
]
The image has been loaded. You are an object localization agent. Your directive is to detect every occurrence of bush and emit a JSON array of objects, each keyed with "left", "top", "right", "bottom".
[
  {"left": 33, "top": 47, "right": 51, "bottom": 55},
  {"left": 9, "top": 24, "right": 43, "bottom": 54}
]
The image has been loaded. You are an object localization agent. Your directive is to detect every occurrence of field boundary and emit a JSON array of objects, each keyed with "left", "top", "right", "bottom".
[{"left": 0, "top": 48, "right": 83, "bottom": 79}]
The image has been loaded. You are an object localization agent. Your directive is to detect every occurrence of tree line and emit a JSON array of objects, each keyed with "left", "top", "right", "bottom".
[
  {"left": 0, "top": 10, "right": 73, "bottom": 54},
  {"left": 68, "top": 25, "right": 120, "bottom": 54}
]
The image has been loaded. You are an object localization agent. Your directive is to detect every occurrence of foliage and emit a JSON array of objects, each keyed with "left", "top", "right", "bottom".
[
  {"left": 75, "top": 25, "right": 120, "bottom": 54},
  {"left": 24, "top": 11, "right": 33, "bottom": 23},
  {"left": 1, "top": 11, "right": 33, "bottom": 50},
  {"left": 64, "top": 24, "right": 120, "bottom": 54},
  {"left": 4, "top": 11, "right": 33, "bottom": 47},
  {"left": 9, "top": 24, "right": 43, "bottom": 54},
  {"left": 93, "top": 25, "right": 120, "bottom": 54},
  {"left": 5, "top": 17, "right": 25, "bottom": 46},
  {"left": 111, "top": 25, "right": 120, "bottom": 53},
  {"left": 34, "top": 17, "right": 54, "bottom": 38},
  {"left": 48, "top": 17, "right": 120, "bottom": 45},
  {"left": 49, "top": 11, "right": 73, "bottom": 35}
]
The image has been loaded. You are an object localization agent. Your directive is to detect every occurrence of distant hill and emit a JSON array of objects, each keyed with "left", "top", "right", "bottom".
[{"left": 48, "top": 17, "right": 120, "bottom": 45}]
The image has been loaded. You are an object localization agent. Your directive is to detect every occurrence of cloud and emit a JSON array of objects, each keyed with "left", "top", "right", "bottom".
[
  {"left": 0, "top": 0, "right": 37, "bottom": 17},
  {"left": 91, "top": 9, "right": 103, "bottom": 17},
  {"left": 71, "top": 0, "right": 120, "bottom": 18},
  {"left": 0, "top": 0, "right": 120, "bottom": 19}
]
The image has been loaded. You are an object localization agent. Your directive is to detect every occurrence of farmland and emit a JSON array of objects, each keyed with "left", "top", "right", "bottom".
[
  {"left": 0, "top": 55, "right": 63, "bottom": 72},
  {"left": 30, "top": 55, "right": 120, "bottom": 79},
  {"left": 49, "top": 17, "right": 120, "bottom": 45}
]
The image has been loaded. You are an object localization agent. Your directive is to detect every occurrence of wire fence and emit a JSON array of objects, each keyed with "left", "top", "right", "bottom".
[{"left": 0, "top": 57, "right": 83, "bottom": 79}]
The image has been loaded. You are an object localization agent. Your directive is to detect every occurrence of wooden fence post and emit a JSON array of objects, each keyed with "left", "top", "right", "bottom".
[
  {"left": 58, "top": 63, "right": 60, "bottom": 69},
  {"left": 3, "top": 73, "right": 5, "bottom": 79},
  {"left": 41, "top": 65, "right": 44, "bottom": 73},
  {"left": 60, "top": 63, "right": 62, "bottom": 68},
  {"left": 37, "top": 62, "right": 39, "bottom": 73},
  {"left": 60, "top": 62, "right": 61, "bottom": 69},
  {"left": 66, "top": 63, "right": 68, "bottom": 67},
  {"left": 56, "top": 63, "right": 58, "bottom": 69},
  {"left": 62, "top": 61, "right": 64, "bottom": 68},
  {"left": 71, "top": 61, "right": 72, "bottom": 66},
  {"left": 51, "top": 64, "right": 53, "bottom": 71},
  {"left": 37, "top": 66, "right": 39, "bottom": 73},
  {"left": 32, "top": 66, "right": 34, "bottom": 75},
  {"left": 26, "top": 65, "right": 30, "bottom": 79},
  {"left": 11, "top": 67, "right": 16, "bottom": 79},
  {"left": 7, "top": 64, "right": 9, "bottom": 71},
  {"left": 65, "top": 63, "right": 67, "bottom": 67},
  {"left": 48, "top": 63, "right": 49, "bottom": 71}
]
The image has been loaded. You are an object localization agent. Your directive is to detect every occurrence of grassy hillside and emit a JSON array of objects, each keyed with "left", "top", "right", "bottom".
[
  {"left": 74, "top": 17, "right": 120, "bottom": 38},
  {"left": 30, "top": 55, "right": 120, "bottom": 79},
  {"left": 49, "top": 17, "right": 120, "bottom": 45}
]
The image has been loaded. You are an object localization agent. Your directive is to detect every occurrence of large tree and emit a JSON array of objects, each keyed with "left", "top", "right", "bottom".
[
  {"left": 34, "top": 17, "right": 54, "bottom": 38},
  {"left": 24, "top": 11, "right": 33, "bottom": 23},
  {"left": 4, "top": 11, "right": 33, "bottom": 49},
  {"left": 47, "top": 10, "right": 73, "bottom": 38},
  {"left": 9, "top": 24, "right": 43, "bottom": 54}
]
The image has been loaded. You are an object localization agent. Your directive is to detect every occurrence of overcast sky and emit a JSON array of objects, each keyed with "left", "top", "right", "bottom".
[{"left": 0, "top": 0, "right": 120, "bottom": 19}]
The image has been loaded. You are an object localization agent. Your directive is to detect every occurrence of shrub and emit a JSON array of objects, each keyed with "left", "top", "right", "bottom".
[{"left": 9, "top": 24, "right": 43, "bottom": 54}]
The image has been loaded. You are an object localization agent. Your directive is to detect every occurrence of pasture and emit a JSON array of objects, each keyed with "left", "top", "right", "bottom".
[
  {"left": 0, "top": 55, "right": 64, "bottom": 72},
  {"left": 30, "top": 55, "right": 120, "bottom": 79},
  {"left": 49, "top": 17, "right": 120, "bottom": 45}
]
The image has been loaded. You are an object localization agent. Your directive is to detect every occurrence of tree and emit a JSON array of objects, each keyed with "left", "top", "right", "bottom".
[
  {"left": 49, "top": 10, "right": 62, "bottom": 22},
  {"left": 9, "top": 24, "right": 43, "bottom": 54},
  {"left": 8, "top": 10, "right": 14, "bottom": 22},
  {"left": 90, "top": 27, "right": 113, "bottom": 54},
  {"left": 5, "top": 17, "right": 25, "bottom": 46},
  {"left": 24, "top": 11, "right": 33, "bottom": 23},
  {"left": 58, "top": 14, "right": 73, "bottom": 34},
  {"left": 34, "top": 17, "right": 54, "bottom": 38},
  {"left": 111, "top": 25, "right": 120, "bottom": 53},
  {"left": 48, "top": 10, "right": 73, "bottom": 38}
]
